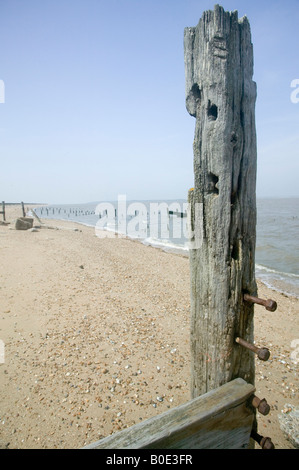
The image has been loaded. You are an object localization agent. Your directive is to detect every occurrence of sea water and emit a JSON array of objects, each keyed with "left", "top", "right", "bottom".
[
  {"left": 255, "top": 198, "right": 299, "bottom": 297},
  {"left": 34, "top": 197, "right": 299, "bottom": 298}
]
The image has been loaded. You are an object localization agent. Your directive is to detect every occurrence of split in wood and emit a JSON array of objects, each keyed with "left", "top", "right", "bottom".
[
  {"left": 235, "top": 337, "right": 270, "bottom": 361},
  {"left": 244, "top": 293, "right": 277, "bottom": 312},
  {"left": 251, "top": 430, "right": 275, "bottom": 449},
  {"left": 249, "top": 395, "right": 270, "bottom": 416}
]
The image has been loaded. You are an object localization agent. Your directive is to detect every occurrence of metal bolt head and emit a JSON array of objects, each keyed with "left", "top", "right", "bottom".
[
  {"left": 251, "top": 396, "right": 271, "bottom": 416},
  {"left": 260, "top": 436, "right": 275, "bottom": 449},
  {"left": 258, "top": 398, "right": 270, "bottom": 416},
  {"left": 257, "top": 347, "right": 270, "bottom": 361},
  {"left": 265, "top": 299, "right": 277, "bottom": 312}
]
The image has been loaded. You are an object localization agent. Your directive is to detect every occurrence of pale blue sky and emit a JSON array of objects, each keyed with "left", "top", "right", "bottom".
[{"left": 0, "top": 0, "right": 298, "bottom": 203}]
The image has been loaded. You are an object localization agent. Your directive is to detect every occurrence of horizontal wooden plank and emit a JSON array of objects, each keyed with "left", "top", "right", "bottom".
[{"left": 83, "top": 378, "right": 255, "bottom": 450}]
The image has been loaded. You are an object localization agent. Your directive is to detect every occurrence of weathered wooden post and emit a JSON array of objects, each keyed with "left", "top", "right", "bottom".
[
  {"left": 184, "top": 5, "right": 257, "bottom": 398},
  {"left": 21, "top": 201, "right": 26, "bottom": 217},
  {"left": 1, "top": 201, "right": 5, "bottom": 221}
]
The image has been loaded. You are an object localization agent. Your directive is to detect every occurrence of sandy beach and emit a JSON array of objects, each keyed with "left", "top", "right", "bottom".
[{"left": 0, "top": 204, "right": 298, "bottom": 449}]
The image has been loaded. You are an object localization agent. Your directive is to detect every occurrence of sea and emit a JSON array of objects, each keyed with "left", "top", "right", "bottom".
[{"left": 33, "top": 197, "right": 299, "bottom": 298}]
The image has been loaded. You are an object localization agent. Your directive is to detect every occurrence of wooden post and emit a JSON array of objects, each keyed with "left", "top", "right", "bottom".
[
  {"left": 1, "top": 201, "right": 5, "bottom": 221},
  {"left": 184, "top": 5, "right": 257, "bottom": 398},
  {"left": 21, "top": 201, "right": 26, "bottom": 217},
  {"left": 31, "top": 208, "right": 43, "bottom": 225}
]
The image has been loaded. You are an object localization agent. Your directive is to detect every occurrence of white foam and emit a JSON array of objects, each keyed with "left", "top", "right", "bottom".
[
  {"left": 142, "top": 237, "right": 189, "bottom": 255},
  {"left": 255, "top": 264, "right": 299, "bottom": 279}
]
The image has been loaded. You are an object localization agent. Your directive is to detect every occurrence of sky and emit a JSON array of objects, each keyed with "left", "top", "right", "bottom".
[{"left": 0, "top": 0, "right": 298, "bottom": 204}]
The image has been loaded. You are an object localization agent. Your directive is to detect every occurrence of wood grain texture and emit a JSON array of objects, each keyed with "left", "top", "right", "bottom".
[{"left": 185, "top": 5, "right": 257, "bottom": 397}]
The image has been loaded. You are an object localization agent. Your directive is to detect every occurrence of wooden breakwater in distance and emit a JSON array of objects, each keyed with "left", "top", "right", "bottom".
[
  {"left": 39, "top": 206, "right": 188, "bottom": 219},
  {"left": 83, "top": 379, "right": 255, "bottom": 449},
  {"left": 39, "top": 206, "right": 96, "bottom": 217},
  {"left": 169, "top": 210, "right": 187, "bottom": 218}
]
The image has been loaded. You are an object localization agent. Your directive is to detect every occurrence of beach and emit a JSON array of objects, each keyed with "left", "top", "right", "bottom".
[{"left": 0, "top": 204, "right": 298, "bottom": 449}]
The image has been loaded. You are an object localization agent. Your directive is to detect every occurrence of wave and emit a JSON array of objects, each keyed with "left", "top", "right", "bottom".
[
  {"left": 255, "top": 264, "right": 299, "bottom": 298},
  {"left": 255, "top": 264, "right": 299, "bottom": 279},
  {"left": 142, "top": 236, "right": 189, "bottom": 255}
]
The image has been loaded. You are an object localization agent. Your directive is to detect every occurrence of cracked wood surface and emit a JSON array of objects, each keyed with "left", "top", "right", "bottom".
[{"left": 185, "top": 5, "right": 257, "bottom": 397}]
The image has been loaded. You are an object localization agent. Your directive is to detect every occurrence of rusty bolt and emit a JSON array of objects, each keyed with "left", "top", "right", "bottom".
[
  {"left": 250, "top": 395, "right": 271, "bottom": 416},
  {"left": 244, "top": 293, "right": 277, "bottom": 312},
  {"left": 251, "top": 430, "right": 275, "bottom": 449},
  {"left": 235, "top": 337, "right": 270, "bottom": 361}
]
